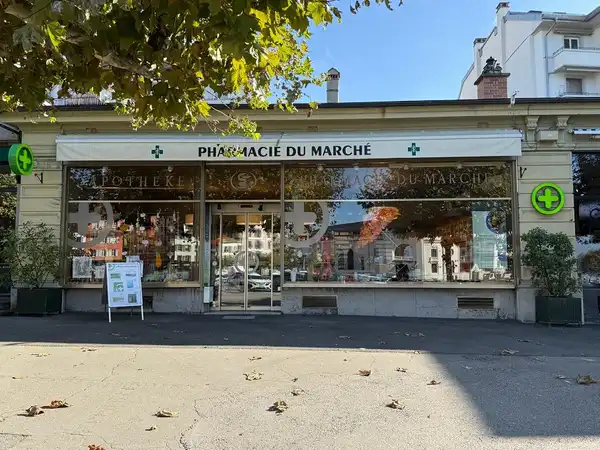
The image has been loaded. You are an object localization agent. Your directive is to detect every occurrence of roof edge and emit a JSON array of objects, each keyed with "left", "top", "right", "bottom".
[{"left": 10, "top": 96, "right": 600, "bottom": 114}]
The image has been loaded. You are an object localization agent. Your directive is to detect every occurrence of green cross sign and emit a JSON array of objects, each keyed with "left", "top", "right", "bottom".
[
  {"left": 531, "top": 183, "right": 565, "bottom": 215},
  {"left": 8, "top": 144, "right": 34, "bottom": 175},
  {"left": 151, "top": 145, "right": 163, "bottom": 159},
  {"left": 408, "top": 143, "right": 420, "bottom": 156}
]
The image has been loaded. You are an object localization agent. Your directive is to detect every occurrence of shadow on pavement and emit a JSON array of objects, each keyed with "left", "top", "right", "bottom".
[{"left": 1, "top": 313, "right": 600, "bottom": 439}]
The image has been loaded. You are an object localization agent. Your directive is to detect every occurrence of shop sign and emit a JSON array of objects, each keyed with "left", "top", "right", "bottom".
[
  {"left": 56, "top": 130, "right": 522, "bottom": 162},
  {"left": 8, "top": 144, "right": 34, "bottom": 175},
  {"left": 531, "top": 183, "right": 565, "bottom": 215}
]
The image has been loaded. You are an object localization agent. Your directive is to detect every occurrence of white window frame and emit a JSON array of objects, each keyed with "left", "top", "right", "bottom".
[
  {"left": 566, "top": 77, "right": 584, "bottom": 95},
  {"left": 564, "top": 37, "right": 580, "bottom": 50}
]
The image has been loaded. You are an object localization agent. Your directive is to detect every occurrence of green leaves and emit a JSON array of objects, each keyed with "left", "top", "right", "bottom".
[
  {"left": 0, "top": 0, "right": 401, "bottom": 134},
  {"left": 0, "top": 222, "right": 62, "bottom": 289},
  {"left": 522, "top": 228, "right": 579, "bottom": 297},
  {"left": 12, "top": 25, "right": 43, "bottom": 51},
  {"left": 44, "top": 21, "right": 66, "bottom": 49}
]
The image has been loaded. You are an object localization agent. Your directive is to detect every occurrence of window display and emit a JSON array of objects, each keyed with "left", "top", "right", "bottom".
[
  {"left": 283, "top": 164, "right": 513, "bottom": 284},
  {"left": 66, "top": 166, "right": 200, "bottom": 285}
]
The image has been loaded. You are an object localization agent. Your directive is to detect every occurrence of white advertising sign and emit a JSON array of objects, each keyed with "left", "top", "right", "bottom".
[
  {"left": 105, "top": 262, "right": 144, "bottom": 322},
  {"left": 56, "top": 130, "right": 522, "bottom": 162}
]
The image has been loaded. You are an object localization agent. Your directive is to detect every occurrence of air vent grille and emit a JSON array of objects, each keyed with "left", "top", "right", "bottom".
[
  {"left": 302, "top": 295, "right": 337, "bottom": 308},
  {"left": 457, "top": 297, "right": 494, "bottom": 310}
]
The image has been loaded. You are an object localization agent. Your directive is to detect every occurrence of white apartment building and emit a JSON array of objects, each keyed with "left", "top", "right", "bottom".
[{"left": 460, "top": 2, "right": 600, "bottom": 99}]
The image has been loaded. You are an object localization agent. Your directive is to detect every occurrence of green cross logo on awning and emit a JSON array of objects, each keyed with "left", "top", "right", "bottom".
[
  {"left": 152, "top": 145, "right": 163, "bottom": 159},
  {"left": 408, "top": 143, "right": 420, "bottom": 156}
]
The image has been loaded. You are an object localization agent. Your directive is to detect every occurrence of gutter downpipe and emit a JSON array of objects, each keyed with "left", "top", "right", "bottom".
[{"left": 545, "top": 19, "right": 558, "bottom": 97}]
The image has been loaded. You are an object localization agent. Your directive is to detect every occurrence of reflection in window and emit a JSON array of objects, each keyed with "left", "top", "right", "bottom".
[
  {"left": 283, "top": 163, "right": 513, "bottom": 284},
  {"left": 205, "top": 165, "right": 281, "bottom": 200},
  {"left": 574, "top": 153, "right": 600, "bottom": 286},
  {"left": 66, "top": 166, "right": 200, "bottom": 285},
  {"left": 67, "top": 202, "right": 198, "bottom": 283},
  {"left": 283, "top": 200, "right": 513, "bottom": 284},
  {"left": 284, "top": 164, "right": 511, "bottom": 200}
]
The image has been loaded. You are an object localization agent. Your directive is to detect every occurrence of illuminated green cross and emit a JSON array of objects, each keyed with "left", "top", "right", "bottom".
[
  {"left": 18, "top": 149, "right": 32, "bottom": 171},
  {"left": 408, "top": 143, "right": 420, "bottom": 156},
  {"left": 537, "top": 188, "right": 559, "bottom": 210},
  {"left": 152, "top": 145, "right": 163, "bottom": 159}
]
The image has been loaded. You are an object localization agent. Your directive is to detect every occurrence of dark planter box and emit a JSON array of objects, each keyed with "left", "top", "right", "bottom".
[
  {"left": 15, "top": 288, "right": 62, "bottom": 315},
  {"left": 535, "top": 296, "right": 582, "bottom": 326}
]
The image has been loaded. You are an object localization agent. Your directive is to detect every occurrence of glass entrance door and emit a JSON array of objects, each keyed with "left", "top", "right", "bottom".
[{"left": 209, "top": 211, "right": 280, "bottom": 311}]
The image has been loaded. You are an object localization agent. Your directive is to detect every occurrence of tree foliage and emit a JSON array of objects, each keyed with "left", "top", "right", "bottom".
[
  {"left": 0, "top": 221, "right": 62, "bottom": 288},
  {"left": 0, "top": 0, "right": 402, "bottom": 133},
  {"left": 521, "top": 227, "right": 578, "bottom": 298}
]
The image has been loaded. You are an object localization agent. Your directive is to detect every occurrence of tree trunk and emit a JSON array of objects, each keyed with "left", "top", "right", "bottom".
[{"left": 442, "top": 242, "right": 453, "bottom": 282}]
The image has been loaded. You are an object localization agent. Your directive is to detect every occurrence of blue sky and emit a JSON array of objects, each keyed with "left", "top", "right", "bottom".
[{"left": 303, "top": 0, "right": 599, "bottom": 102}]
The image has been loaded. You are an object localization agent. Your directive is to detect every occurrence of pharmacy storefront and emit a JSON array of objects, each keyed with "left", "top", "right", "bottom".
[{"left": 57, "top": 129, "right": 521, "bottom": 317}]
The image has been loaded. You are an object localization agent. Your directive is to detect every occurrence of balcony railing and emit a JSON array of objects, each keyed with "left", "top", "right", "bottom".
[
  {"left": 558, "top": 91, "right": 600, "bottom": 98},
  {"left": 551, "top": 47, "right": 600, "bottom": 73}
]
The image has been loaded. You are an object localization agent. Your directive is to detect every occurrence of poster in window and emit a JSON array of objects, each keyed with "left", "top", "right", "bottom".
[{"left": 72, "top": 256, "right": 93, "bottom": 279}]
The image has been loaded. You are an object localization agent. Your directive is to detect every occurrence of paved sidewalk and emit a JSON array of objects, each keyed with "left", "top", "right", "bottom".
[{"left": 0, "top": 315, "right": 599, "bottom": 449}]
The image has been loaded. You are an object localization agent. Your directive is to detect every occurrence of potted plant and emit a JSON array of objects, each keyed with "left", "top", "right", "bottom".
[
  {"left": 0, "top": 222, "right": 63, "bottom": 315},
  {"left": 521, "top": 227, "right": 581, "bottom": 326}
]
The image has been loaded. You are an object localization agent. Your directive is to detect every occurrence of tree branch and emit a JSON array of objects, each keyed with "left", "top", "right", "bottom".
[{"left": 4, "top": 3, "right": 153, "bottom": 78}]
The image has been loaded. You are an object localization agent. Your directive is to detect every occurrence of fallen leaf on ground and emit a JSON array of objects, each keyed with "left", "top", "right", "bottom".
[
  {"left": 291, "top": 377, "right": 298, "bottom": 382},
  {"left": 427, "top": 380, "right": 441, "bottom": 385},
  {"left": 249, "top": 356, "right": 262, "bottom": 361},
  {"left": 43, "top": 400, "right": 70, "bottom": 409},
  {"left": 386, "top": 399, "right": 405, "bottom": 410},
  {"left": 358, "top": 369, "right": 372, "bottom": 377},
  {"left": 500, "top": 349, "right": 519, "bottom": 356},
  {"left": 395, "top": 367, "right": 407, "bottom": 373},
  {"left": 24, "top": 406, "right": 44, "bottom": 416},
  {"left": 31, "top": 353, "right": 49, "bottom": 357},
  {"left": 268, "top": 400, "right": 288, "bottom": 414},
  {"left": 576, "top": 374, "right": 599, "bottom": 385},
  {"left": 146, "top": 425, "right": 157, "bottom": 431},
  {"left": 338, "top": 335, "right": 351, "bottom": 340},
  {"left": 155, "top": 410, "right": 178, "bottom": 418},
  {"left": 244, "top": 370, "right": 263, "bottom": 381},
  {"left": 88, "top": 445, "right": 105, "bottom": 450}
]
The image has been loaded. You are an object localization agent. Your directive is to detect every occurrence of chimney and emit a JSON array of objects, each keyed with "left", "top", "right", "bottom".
[
  {"left": 473, "top": 38, "right": 486, "bottom": 75},
  {"left": 496, "top": 2, "right": 510, "bottom": 27},
  {"left": 326, "top": 68, "right": 340, "bottom": 103},
  {"left": 474, "top": 57, "right": 510, "bottom": 99}
]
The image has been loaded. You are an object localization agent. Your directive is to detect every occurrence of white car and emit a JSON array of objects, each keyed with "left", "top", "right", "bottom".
[{"left": 247, "top": 273, "right": 272, "bottom": 291}]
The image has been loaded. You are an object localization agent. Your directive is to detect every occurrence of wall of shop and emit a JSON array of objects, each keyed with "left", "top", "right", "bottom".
[
  {"left": 9, "top": 102, "right": 600, "bottom": 319},
  {"left": 515, "top": 148, "right": 575, "bottom": 322}
]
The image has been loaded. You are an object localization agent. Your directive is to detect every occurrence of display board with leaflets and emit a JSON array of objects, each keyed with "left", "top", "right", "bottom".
[{"left": 103, "top": 262, "right": 144, "bottom": 323}]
